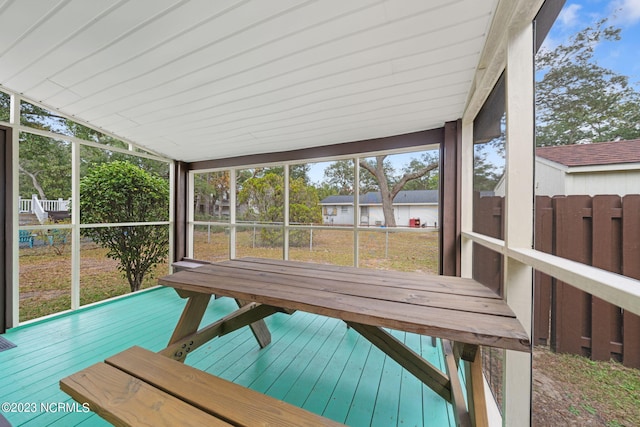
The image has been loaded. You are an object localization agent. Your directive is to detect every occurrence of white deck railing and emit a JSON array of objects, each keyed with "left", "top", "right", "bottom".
[
  {"left": 40, "top": 198, "right": 70, "bottom": 211},
  {"left": 19, "top": 196, "right": 70, "bottom": 213},
  {"left": 19, "top": 196, "right": 70, "bottom": 223},
  {"left": 19, "top": 198, "right": 31, "bottom": 213}
]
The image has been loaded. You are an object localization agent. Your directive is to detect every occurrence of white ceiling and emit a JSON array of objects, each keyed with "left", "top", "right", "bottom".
[{"left": 0, "top": 0, "right": 498, "bottom": 162}]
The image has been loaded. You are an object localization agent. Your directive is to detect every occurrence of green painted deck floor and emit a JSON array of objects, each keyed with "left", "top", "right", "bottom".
[{"left": 0, "top": 287, "right": 456, "bottom": 426}]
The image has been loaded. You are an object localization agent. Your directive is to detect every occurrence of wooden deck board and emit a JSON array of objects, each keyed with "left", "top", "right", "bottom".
[
  {"left": 243, "top": 314, "right": 329, "bottom": 394},
  {"left": 299, "top": 330, "right": 362, "bottom": 416},
  {"left": 322, "top": 335, "right": 373, "bottom": 422},
  {"left": 345, "top": 343, "right": 387, "bottom": 426},
  {"left": 282, "top": 320, "right": 346, "bottom": 406},
  {"left": 2, "top": 286, "right": 460, "bottom": 426},
  {"left": 264, "top": 316, "right": 335, "bottom": 399},
  {"left": 396, "top": 333, "right": 428, "bottom": 426},
  {"left": 371, "top": 338, "right": 403, "bottom": 426}
]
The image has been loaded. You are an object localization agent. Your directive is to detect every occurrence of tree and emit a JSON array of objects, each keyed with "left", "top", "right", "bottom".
[
  {"left": 323, "top": 160, "right": 356, "bottom": 195},
  {"left": 536, "top": 19, "right": 640, "bottom": 146},
  {"left": 19, "top": 134, "right": 71, "bottom": 200},
  {"left": 359, "top": 155, "right": 438, "bottom": 227},
  {"left": 193, "top": 171, "right": 229, "bottom": 220},
  {"left": 266, "top": 164, "right": 311, "bottom": 184},
  {"left": 237, "top": 172, "right": 321, "bottom": 246},
  {"left": 79, "top": 161, "right": 169, "bottom": 292},
  {"left": 323, "top": 159, "right": 382, "bottom": 194},
  {"left": 0, "top": 91, "right": 9, "bottom": 122},
  {"left": 401, "top": 152, "right": 440, "bottom": 190},
  {"left": 473, "top": 146, "right": 502, "bottom": 191},
  {"left": 16, "top": 102, "right": 73, "bottom": 200}
]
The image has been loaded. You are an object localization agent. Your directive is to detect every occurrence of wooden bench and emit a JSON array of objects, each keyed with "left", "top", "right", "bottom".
[{"left": 60, "top": 346, "right": 344, "bottom": 427}]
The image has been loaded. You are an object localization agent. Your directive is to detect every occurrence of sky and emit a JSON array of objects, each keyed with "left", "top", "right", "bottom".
[{"left": 544, "top": 0, "right": 640, "bottom": 87}]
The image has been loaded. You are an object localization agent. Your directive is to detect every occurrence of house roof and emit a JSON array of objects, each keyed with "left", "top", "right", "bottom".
[
  {"left": 536, "top": 140, "right": 640, "bottom": 168},
  {"left": 321, "top": 190, "right": 438, "bottom": 205},
  {"left": 0, "top": 1, "right": 499, "bottom": 163}
]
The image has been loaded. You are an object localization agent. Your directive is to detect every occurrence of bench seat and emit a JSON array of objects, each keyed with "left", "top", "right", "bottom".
[{"left": 60, "top": 346, "right": 343, "bottom": 427}]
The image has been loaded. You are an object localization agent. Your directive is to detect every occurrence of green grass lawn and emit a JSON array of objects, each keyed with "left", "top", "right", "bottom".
[
  {"left": 192, "top": 227, "right": 439, "bottom": 273},
  {"left": 19, "top": 228, "right": 438, "bottom": 322},
  {"left": 19, "top": 241, "right": 167, "bottom": 322}
]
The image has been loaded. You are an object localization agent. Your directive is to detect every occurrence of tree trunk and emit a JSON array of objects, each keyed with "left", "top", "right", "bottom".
[
  {"left": 381, "top": 191, "right": 396, "bottom": 227},
  {"left": 359, "top": 156, "right": 438, "bottom": 228},
  {"left": 360, "top": 156, "right": 396, "bottom": 227},
  {"left": 19, "top": 165, "right": 46, "bottom": 199}
]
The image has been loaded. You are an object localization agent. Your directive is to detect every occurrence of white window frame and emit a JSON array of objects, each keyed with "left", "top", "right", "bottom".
[{"left": 2, "top": 90, "right": 174, "bottom": 327}]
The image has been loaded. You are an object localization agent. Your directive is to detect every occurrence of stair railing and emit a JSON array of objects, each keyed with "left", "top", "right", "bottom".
[{"left": 31, "top": 194, "right": 48, "bottom": 224}]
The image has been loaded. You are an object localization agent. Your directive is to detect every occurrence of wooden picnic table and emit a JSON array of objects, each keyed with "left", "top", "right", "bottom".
[{"left": 157, "top": 257, "right": 531, "bottom": 427}]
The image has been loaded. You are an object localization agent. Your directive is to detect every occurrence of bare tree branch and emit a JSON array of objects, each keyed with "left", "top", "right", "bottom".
[
  {"left": 390, "top": 162, "right": 438, "bottom": 198},
  {"left": 18, "top": 164, "right": 46, "bottom": 199}
]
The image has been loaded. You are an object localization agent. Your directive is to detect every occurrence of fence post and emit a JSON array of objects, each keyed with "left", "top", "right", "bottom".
[
  {"left": 591, "top": 195, "right": 623, "bottom": 362},
  {"left": 252, "top": 223, "right": 256, "bottom": 248},
  {"left": 552, "top": 195, "right": 592, "bottom": 357},
  {"left": 385, "top": 229, "right": 389, "bottom": 258},
  {"left": 622, "top": 195, "right": 640, "bottom": 368},
  {"left": 534, "top": 196, "right": 553, "bottom": 346}
]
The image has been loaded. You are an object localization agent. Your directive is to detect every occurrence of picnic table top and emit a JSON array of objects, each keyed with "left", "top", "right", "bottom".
[{"left": 159, "top": 257, "right": 530, "bottom": 352}]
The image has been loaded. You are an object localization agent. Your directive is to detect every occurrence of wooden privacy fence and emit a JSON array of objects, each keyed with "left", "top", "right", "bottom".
[{"left": 474, "top": 194, "right": 640, "bottom": 368}]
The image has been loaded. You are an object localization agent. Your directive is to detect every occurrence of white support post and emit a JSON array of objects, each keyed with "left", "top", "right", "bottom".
[
  {"left": 460, "top": 119, "right": 474, "bottom": 279},
  {"left": 353, "top": 158, "right": 360, "bottom": 267},
  {"left": 283, "top": 165, "right": 289, "bottom": 260},
  {"left": 71, "top": 141, "right": 80, "bottom": 310},
  {"left": 168, "top": 162, "right": 176, "bottom": 267},
  {"left": 10, "top": 94, "right": 20, "bottom": 327},
  {"left": 186, "top": 170, "right": 194, "bottom": 259},
  {"left": 502, "top": 19, "right": 535, "bottom": 426},
  {"left": 229, "top": 169, "right": 237, "bottom": 259}
]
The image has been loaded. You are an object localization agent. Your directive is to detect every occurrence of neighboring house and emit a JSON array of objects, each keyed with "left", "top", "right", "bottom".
[
  {"left": 536, "top": 140, "right": 640, "bottom": 196},
  {"left": 320, "top": 190, "right": 439, "bottom": 227},
  {"left": 494, "top": 139, "right": 640, "bottom": 197}
]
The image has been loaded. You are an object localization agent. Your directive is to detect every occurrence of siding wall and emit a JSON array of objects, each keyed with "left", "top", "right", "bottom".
[{"left": 322, "top": 205, "right": 438, "bottom": 227}]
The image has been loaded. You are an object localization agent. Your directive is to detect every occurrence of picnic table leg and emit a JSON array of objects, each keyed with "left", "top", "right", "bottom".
[
  {"left": 345, "top": 322, "right": 451, "bottom": 403},
  {"left": 235, "top": 299, "right": 271, "bottom": 348},
  {"left": 167, "top": 291, "right": 212, "bottom": 360},
  {"left": 464, "top": 347, "right": 489, "bottom": 427},
  {"left": 442, "top": 340, "right": 472, "bottom": 427}
]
